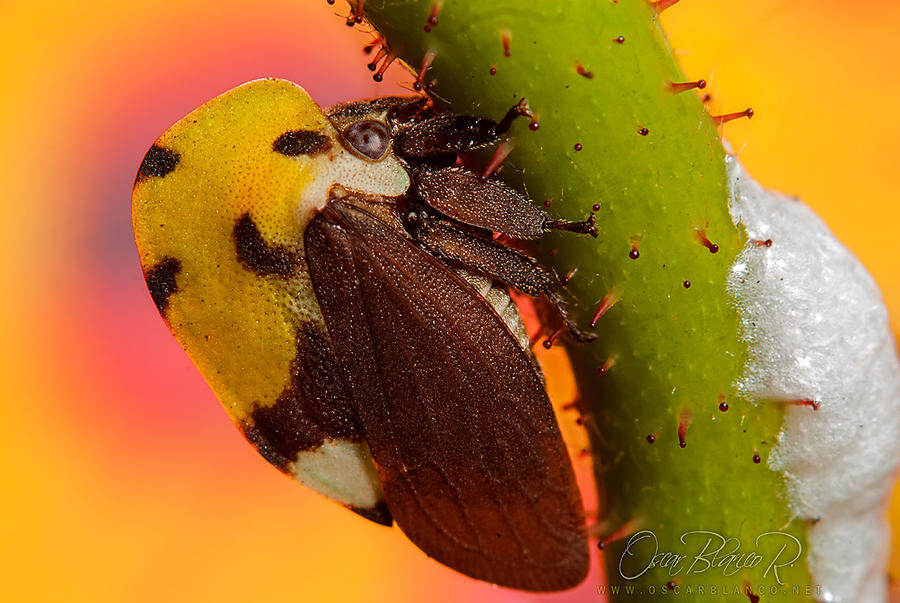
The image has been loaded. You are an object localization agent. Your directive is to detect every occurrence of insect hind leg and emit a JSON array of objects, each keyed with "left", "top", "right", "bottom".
[{"left": 544, "top": 213, "right": 598, "bottom": 237}]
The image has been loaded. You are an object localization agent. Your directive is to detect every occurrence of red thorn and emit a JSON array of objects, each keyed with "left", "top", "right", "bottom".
[
  {"left": 638, "top": 127, "right": 649, "bottom": 136},
  {"left": 560, "top": 267, "right": 578, "bottom": 286},
  {"left": 646, "top": 434, "right": 656, "bottom": 443},
  {"left": 373, "top": 55, "right": 394, "bottom": 82},
  {"left": 480, "top": 140, "right": 514, "bottom": 180},
  {"left": 629, "top": 235, "right": 641, "bottom": 259},
  {"left": 592, "top": 203, "right": 601, "bottom": 212},
  {"left": 367, "top": 46, "right": 387, "bottom": 71},
  {"left": 529, "top": 326, "right": 549, "bottom": 347},
  {"left": 743, "top": 580, "right": 760, "bottom": 603},
  {"left": 413, "top": 49, "right": 436, "bottom": 91},
  {"left": 595, "top": 518, "right": 643, "bottom": 549},
  {"left": 489, "top": 64, "right": 497, "bottom": 75},
  {"left": 677, "top": 410, "right": 692, "bottom": 448},
  {"left": 562, "top": 397, "right": 585, "bottom": 413},
  {"left": 751, "top": 238, "right": 773, "bottom": 247},
  {"left": 710, "top": 108, "right": 754, "bottom": 125},
  {"left": 695, "top": 227, "right": 719, "bottom": 254},
  {"left": 362, "top": 34, "right": 381, "bottom": 55},
  {"left": 574, "top": 142, "right": 583, "bottom": 151},
  {"left": 528, "top": 119, "right": 540, "bottom": 131},
  {"left": 575, "top": 61, "right": 594, "bottom": 79},
  {"left": 596, "top": 356, "right": 617, "bottom": 376},
  {"left": 753, "top": 453, "right": 761, "bottom": 464},
  {"left": 543, "top": 198, "right": 553, "bottom": 208},
  {"left": 542, "top": 324, "right": 564, "bottom": 349},
  {"left": 792, "top": 398, "right": 820, "bottom": 410},
  {"left": 650, "top": 0, "right": 680, "bottom": 13},
  {"left": 683, "top": 280, "right": 691, "bottom": 289},
  {"left": 718, "top": 392, "right": 728, "bottom": 412},
  {"left": 667, "top": 79, "right": 707, "bottom": 93},
  {"left": 614, "top": 35, "right": 626, "bottom": 44},
  {"left": 424, "top": 0, "right": 443, "bottom": 32},
  {"left": 501, "top": 30, "right": 512, "bottom": 57},
  {"left": 589, "top": 291, "right": 619, "bottom": 329},
  {"left": 346, "top": 0, "right": 365, "bottom": 25}
]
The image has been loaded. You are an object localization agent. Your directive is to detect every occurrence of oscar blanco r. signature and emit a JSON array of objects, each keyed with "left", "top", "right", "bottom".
[{"left": 618, "top": 530, "right": 802, "bottom": 584}]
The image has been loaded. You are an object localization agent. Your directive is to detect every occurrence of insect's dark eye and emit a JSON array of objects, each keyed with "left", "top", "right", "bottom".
[{"left": 343, "top": 120, "right": 390, "bottom": 160}]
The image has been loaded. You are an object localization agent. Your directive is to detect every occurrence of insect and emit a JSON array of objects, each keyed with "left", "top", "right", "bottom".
[{"left": 132, "top": 78, "right": 597, "bottom": 591}]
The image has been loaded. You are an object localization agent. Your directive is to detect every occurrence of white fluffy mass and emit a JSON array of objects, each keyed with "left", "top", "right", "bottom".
[{"left": 726, "top": 157, "right": 900, "bottom": 603}]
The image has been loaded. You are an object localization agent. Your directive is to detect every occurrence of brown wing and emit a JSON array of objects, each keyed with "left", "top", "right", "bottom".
[{"left": 304, "top": 200, "right": 588, "bottom": 592}]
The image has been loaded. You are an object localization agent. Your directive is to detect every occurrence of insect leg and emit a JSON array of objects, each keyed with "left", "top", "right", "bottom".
[
  {"left": 393, "top": 98, "right": 532, "bottom": 158},
  {"left": 413, "top": 166, "right": 599, "bottom": 239},
  {"left": 409, "top": 214, "right": 597, "bottom": 342}
]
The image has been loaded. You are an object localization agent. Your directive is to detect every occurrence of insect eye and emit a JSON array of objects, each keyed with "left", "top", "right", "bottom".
[{"left": 343, "top": 120, "right": 390, "bottom": 160}]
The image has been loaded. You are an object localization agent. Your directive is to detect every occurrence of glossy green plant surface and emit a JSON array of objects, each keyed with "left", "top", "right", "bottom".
[{"left": 357, "top": 1, "right": 812, "bottom": 598}]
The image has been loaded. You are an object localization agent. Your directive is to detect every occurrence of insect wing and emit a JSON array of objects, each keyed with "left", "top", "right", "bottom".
[{"left": 305, "top": 200, "right": 589, "bottom": 591}]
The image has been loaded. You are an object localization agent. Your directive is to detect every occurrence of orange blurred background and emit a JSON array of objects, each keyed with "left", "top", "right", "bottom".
[{"left": 2, "top": 1, "right": 897, "bottom": 601}]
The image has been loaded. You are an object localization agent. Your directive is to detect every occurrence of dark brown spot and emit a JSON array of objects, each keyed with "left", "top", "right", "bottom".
[
  {"left": 233, "top": 213, "right": 301, "bottom": 277},
  {"left": 136, "top": 145, "right": 180, "bottom": 183},
  {"left": 638, "top": 127, "right": 649, "bottom": 136},
  {"left": 348, "top": 502, "right": 393, "bottom": 526},
  {"left": 629, "top": 248, "right": 640, "bottom": 259},
  {"left": 273, "top": 130, "right": 332, "bottom": 156},
  {"left": 574, "top": 142, "right": 583, "bottom": 151},
  {"left": 683, "top": 280, "right": 691, "bottom": 288},
  {"left": 646, "top": 434, "right": 656, "bottom": 443},
  {"left": 242, "top": 324, "right": 364, "bottom": 471},
  {"left": 615, "top": 36, "right": 625, "bottom": 44},
  {"left": 144, "top": 256, "right": 181, "bottom": 316},
  {"left": 753, "top": 453, "right": 761, "bottom": 464}
]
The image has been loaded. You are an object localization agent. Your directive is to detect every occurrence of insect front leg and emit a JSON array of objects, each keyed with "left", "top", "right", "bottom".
[{"left": 393, "top": 98, "right": 533, "bottom": 158}]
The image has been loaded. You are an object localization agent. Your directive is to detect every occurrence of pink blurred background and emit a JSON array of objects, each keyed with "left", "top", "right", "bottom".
[{"left": 2, "top": 1, "right": 898, "bottom": 601}]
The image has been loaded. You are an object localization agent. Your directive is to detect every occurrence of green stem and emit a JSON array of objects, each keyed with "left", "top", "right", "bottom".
[{"left": 362, "top": 1, "right": 812, "bottom": 598}]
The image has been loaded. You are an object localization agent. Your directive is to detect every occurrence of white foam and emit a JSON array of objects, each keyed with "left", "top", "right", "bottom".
[{"left": 725, "top": 157, "right": 900, "bottom": 603}]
